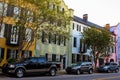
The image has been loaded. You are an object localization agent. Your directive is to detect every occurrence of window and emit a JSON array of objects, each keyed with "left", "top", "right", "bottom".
[
  {"left": 38, "top": 58, "right": 46, "bottom": 63},
  {"left": 25, "top": 28, "right": 33, "bottom": 42},
  {"left": 79, "top": 25, "right": 81, "bottom": 32},
  {"left": 10, "top": 26, "right": 19, "bottom": 44},
  {"left": 41, "top": 31, "right": 49, "bottom": 43},
  {"left": 49, "top": 33, "right": 56, "bottom": 44},
  {"left": 6, "top": 4, "right": 14, "bottom": 17},
  {"left": 111, "top": 46, "right": 115, "bottom": 53},
  {"left": 26, "top": 10, "right": 34, "bottom": 22},
  {"left": 22, "top": 50, "right": 32, "bottom": 58},
  {"left": 60, "top": 36, "right": 64, "bottom": 46},
  {"left": 5, "top": 24, "right": 20, "bottom": 45},
  {"left": 72, "top": 54, "right": 76, "bottom": 63},
  {"left": 7, "top": 49, "right": 18, "bottom": 59},
  {"left": 80, "top": 39, "right": 87, "bottom": 53},
  {"left": 30, "top": 58, "right": 37, "bottom": 63},
  {"left": 0, "top": 24, "right": 5, "bottom": 38},
  {"left": 77, "top": 24, "right": 79, "bottom": 31},
  {"left": 52, "top": 54, "right": 56, "bottom": 62},
  {"left": 47, "top": 54, "right": 52, "bottom": 61},
  {"left": 13, "top": 6, "right": 21, "bottom": 20},
  {"left": 56, "top": 55, "right": 60, "bottom": 62},
  {"left": 73, "top": 37, "right": 77, "bottom": 47},
  {"left": 0, "top": 2, "right": 7, "bottom": 16}
]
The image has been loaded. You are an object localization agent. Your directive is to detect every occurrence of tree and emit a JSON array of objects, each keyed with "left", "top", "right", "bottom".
[
  {"left": 82, "top": 27, "right": 111, "bottom": 71},
  {"left": 0, "top": 0, "right": 71, "bottom": 60}
]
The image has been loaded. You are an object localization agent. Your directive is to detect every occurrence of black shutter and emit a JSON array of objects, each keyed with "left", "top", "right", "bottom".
[
  {"left": 46, "top": 53, "right": 48, "bottom": 61},
  {"left": 77, "top": 54, "right": 80, "bottom": 62},
  {"left": 6, "top": 4, "right": 14, "bottom": 17},
  {"left": 58, "top": 35, "right": 61, "bottom": 45},
  {"left": 42, "top": 31, "right": 44, "bottom": 42},
  {"left": 1, "top": 48, "right": 4, "bottom": 58},
  {"left": 16, "top": 50, "right": 18, "bottom": 58},
  {"left": 64, "top": 37, "right": 66, "bottom": 46},
  {"left": 49, "top": 32, "right": 51, "bottom": 43},
  {"left": 60, "top": 55, "right": 63, "bottom": 62},
  {"left": 21, "top": 51, "right": 24, "bottom": 57},
  {"left": 4, "top": 24, "right": 9, "bottom": 38},
  {"left": 6, "top": 25, "right": 12, "bottom": 45},
  {"left": 7, "top": 49, "right": 10, "bottom": 59},
  {"left": 29, "top": 51, "right": 32, "bottom": 57}
]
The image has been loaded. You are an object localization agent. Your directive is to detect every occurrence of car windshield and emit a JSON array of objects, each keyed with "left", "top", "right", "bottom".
[
  {"left": 71, "top": 62, "right": 82, "bottom": 67},
  {"left": 19, "top": 58, "right": 30, "bottom": 62},
  {"left": 105, "top": 63, "right": 110, "bottom": 65}
]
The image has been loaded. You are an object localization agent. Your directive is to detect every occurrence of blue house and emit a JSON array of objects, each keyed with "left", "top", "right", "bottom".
[{"left": 72, "top": 14, "right": 102, "bottom": 63}]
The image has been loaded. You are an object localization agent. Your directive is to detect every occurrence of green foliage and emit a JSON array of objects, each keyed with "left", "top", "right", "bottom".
[
  {"left": 83, "top": 27, "right": 111, "bottom": 54},
  {"left": 82, "top": 27, "right": 111, "bottom": 70},
  {"left": 7, "top": 58, "right": 17, "bottom": 63},
  {"left": 0, "top": 58, "right": 2, "bottom": 62}
]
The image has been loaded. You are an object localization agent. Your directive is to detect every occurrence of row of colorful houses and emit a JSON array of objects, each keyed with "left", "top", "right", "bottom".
[{"left": 0, "top": 0, "right": 118, "bottom": 69}]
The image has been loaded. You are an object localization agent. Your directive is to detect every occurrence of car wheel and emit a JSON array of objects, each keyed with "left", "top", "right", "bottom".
[
  {"left": 66, "top": 71, "right": 70, "bottom": 74},
  {"left": 76, "top": 70, "right": 80, "bottom": 75},
  {"left": 115, "top": 69, "right": 119, "bottom": 73},
  {"left": 107, "top": 69, "right": 111, "bottom": 73},
  {"left": 89, "top": 69, "right": 93, "bottom": 74},
  {"left": 49, "top": 68, "right": 56, "bottom": 76},
  {"left": 15, "top": 68, "right": 24, "bottom": 78}
]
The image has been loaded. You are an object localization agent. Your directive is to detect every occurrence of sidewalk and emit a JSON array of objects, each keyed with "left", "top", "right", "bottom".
[
  {"left": 58, "top": 69, "right": 66, "bottom": 74},
  {"left": 0, "top": 68, "right": 2, "bottom": 75}
]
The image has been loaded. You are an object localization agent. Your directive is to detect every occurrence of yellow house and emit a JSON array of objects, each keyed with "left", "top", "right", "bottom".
[{"left": 0, "top": 0, "right": 36, "bottom": 67}]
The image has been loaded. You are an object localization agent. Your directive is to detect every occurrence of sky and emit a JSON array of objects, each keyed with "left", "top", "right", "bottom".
[{"left": 64, "top": 0, "right": 120, "bottom": 27}]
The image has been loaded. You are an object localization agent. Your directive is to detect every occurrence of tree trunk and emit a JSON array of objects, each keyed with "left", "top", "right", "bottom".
[{"left": 94, "top": 59, "right": 97, "bottom": 72}]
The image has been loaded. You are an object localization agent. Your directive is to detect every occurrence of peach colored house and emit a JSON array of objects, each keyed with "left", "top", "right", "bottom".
[
  {"left": 96, "top": 25, "right": 117, "bottom": 67},
  {"left": 110, "top": 23, "right": 120, "bottom": 65}
]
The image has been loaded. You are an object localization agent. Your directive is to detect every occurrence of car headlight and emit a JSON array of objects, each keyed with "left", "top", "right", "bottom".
[
  {"left": 9, "top": 64, "right": 15, "bottom": 68},
  {"left": 72, "top": 66, "right": 79, "bottom": 69},
  {"left": 104, "top": 66, "right": 109, "bottom": 69}
]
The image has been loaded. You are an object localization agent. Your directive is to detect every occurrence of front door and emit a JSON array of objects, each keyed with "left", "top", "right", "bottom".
[{"left": 63, "top": 57, "right": 66, "bottom": 69}]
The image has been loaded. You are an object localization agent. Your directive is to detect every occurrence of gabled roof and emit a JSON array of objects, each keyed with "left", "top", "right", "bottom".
[{"left": 74, "top": 15, "right": 103, "bottom": 28}]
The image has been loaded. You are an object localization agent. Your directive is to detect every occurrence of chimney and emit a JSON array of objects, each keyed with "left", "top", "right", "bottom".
[
  {"left": 83, "top": 14, "right": 88, "bottom": 22},
  {"left": 105, "top": 24, "right": 110, "bottom": 29}
]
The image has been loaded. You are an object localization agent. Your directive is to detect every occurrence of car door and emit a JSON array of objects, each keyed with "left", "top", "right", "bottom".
[
  {"left": 37, "top": 58, "right": 47, "bottom": 72},
  {"left": 109, "top": 63, "right": 114, "bottom": 71},
  {"left": 80, "top": 62, "right": 89, "bottom": 71},
  {"left": 112, "top": 63, "right": 118, "bottom": 71},
  {"left": 24, "top": 58, "right": 38, "bottom": 73}
]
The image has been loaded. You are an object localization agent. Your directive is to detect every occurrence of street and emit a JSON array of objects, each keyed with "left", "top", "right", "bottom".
[{"left": 0, "top": 72, "right": 120, "bottom": 80}]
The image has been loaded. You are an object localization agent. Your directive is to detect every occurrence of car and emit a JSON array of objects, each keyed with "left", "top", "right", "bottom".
[
  {"left": 2, "top": 57, "right": 61, "bottom": 78},
  {"left": 65, "top": 62, "right": 93, "bottom": 75},
  {"left": 97, "top": 62, "right": 119, "bottom": 73}
]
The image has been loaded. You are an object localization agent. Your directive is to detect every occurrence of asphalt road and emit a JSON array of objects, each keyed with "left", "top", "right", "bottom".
[{"left": 0, "top": 72, "right": 120, "bottom": 80}]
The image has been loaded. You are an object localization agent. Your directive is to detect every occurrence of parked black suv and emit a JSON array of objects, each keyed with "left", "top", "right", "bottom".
[
  {"left": 66, "top": 62, "right": 93, "bottom": 75},
  {"left": 97, "top": 62, "right": 119, "bottom": 73},
  {"left": 2, "top": 57, "right": 61, "bottom": 78}
]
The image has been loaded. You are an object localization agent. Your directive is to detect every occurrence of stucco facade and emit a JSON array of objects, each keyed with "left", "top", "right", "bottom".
[
  {"left": 35, "top": 0, "right": 74, "bottom": 69},
  {"left": 0, "top": 1, "right": 36, "bottom": 67},
  {"left": 110, "top": 23, "right": 120, "bottom": 65}
]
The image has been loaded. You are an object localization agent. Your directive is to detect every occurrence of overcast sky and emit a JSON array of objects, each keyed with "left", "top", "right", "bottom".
[{"left": 64, "top": 0, "right": 120, "bottom": 26}]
